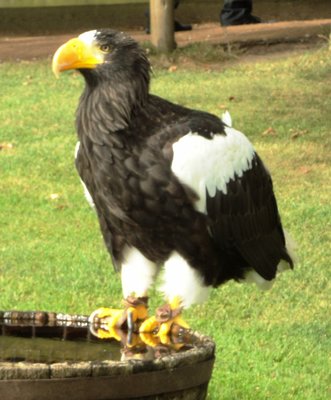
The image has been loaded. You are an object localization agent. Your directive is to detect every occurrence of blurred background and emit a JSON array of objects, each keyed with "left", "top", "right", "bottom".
[{"left": 1, "top": 0, "right": 331, "bottom": 36}]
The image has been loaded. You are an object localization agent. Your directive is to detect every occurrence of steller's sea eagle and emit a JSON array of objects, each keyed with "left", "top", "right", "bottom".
[{"left": 52, "top": 29, "right": 295, "bottom": 341}]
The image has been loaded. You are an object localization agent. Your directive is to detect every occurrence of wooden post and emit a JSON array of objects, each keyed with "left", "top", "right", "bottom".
[{"left": 150, "top": 0, "right": 176, "bottom": 53}]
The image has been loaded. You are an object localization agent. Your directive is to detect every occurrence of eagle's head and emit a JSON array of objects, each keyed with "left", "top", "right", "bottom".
[
  {"left": 52, "top": 29, "right": 150, "bottom": 89},
  {"left": 52, "top": 29, "right": 151, "bottom": 129}
]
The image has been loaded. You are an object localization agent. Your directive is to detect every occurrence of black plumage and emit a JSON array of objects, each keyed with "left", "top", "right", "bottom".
[{"left": 55, "top": 29, "right": 294, "bottom": 301}]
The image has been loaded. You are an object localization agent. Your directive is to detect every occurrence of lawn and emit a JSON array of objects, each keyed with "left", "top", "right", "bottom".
[{"left": 0, "top": 44, "right": 330, "bottom": 399}]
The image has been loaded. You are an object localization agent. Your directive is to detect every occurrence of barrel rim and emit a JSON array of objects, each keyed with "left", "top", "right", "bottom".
[{"left": 0, "top": 310, "right": 216, "bottom": 381}]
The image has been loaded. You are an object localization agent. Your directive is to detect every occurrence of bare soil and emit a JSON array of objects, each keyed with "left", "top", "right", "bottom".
[{"left": 0, "top": 19, "right": 330, "bottom": 64}]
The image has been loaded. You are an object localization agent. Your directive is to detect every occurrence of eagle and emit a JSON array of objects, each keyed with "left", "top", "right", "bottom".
[{"left": 52, "top": 29, "right": 295, "bottom": 342}]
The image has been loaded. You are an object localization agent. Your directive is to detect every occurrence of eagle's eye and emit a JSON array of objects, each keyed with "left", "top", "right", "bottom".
[{"left": 100, "top": 44, "right": 111, "bottom": 53}]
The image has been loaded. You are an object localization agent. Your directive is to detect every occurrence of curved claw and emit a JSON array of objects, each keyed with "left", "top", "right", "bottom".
[
  {"left": 139, "top": 313, "right": 190, "bottom": 347},
  {"left": 139, "top": 316, "right": 159, "bottom": 334},
  {"left": 139, "top": 331, "right": 161, "bottom": 348},
  {"left": 89, "top": 307, "right": 125, "bottom": 328},
  {"left": 90, "top": 326, "right": 122, "bottom": 341},
  {"left": 158, "top": 315, "right": 189, "bottom": 337},
  {"left": 88, "top": 298, "right": 149, "bottom": 337}
]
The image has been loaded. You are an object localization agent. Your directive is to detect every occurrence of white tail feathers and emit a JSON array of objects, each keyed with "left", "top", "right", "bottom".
[
  {"left": 221, "top": 111, "right": 232, "bottom": 127},
  {"left": 277, "top": 230, "right": 297, "bottom": 274},
  {"left": 284, "top": 229, "right": 298, "bottom": 266},
  {"left": 243, "top": 230, "right": 297, "bottom": 290}
]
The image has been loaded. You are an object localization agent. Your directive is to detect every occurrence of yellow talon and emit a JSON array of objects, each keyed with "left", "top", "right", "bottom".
[
  {"left": 158, "top": 315, "right": 189, "bottom": 337},
  {"left": 139, "top": 331, "right": 161, "bottom": 348},
  {"left": 139, "top": 296, "right": 190, "bottom": 346},
  {"left": 169, "top": 296, "right": 182, "bottom": 310},
  {"left": 89, "top": 297, "right": 149, "bottom": 339},
  {"left": 96, "top": 307, "right": 120, "bottom": 320},
  {"left": 89, "top": 307, "right": 124, "bottom": 327},
  {"left": 94, "top": 327, "right": 122, "bottom": 341},
  {"left": 139, "top": 316, "right": 159, "bottom": 333},
  {"left": 133, "top": 304, "right": 149, "bottom": 321}
]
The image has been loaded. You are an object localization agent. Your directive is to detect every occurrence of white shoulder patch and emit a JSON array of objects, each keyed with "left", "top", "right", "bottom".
[{"left": 171, "top": 127, "right": 255, "bottom": 213}]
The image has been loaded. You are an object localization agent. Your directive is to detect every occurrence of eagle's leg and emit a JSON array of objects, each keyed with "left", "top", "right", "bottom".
[
  {"left": 90, "top": 248, "right": 158, "bottom": 340},
  {"left": 89, "top": 296, "right": 149, "bottom": 339},
  {"left": 139, "top": 296, "right": 189, "bottom": 344},
  {"left": 140, "top": 252, "right": 210, "bottom": 345}
]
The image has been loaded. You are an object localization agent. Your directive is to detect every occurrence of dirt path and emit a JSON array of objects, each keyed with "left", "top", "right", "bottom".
[{"left": 0, "top": 19, "right": 330, "bottom": 62}]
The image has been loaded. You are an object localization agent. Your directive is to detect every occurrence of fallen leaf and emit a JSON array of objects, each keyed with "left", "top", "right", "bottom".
[
  {"left": 0, "top": 143, "right": 13, "bottom": 150},
  {"left": 168, "top": 65, "right": 177, "bottom": 73},
  {"left": 261, "top": 127, "right": 277, "bottom": 136},
  {"left": 55, "top": 204, "right": 66, "bottom": 210},
  {"left": 289, "top": 129, "right": 308, "bottom": 140},
  {"left": 297, "top": 166, "right": 312, "bottom": 175},
  {"left": 22, "top": 75, "right": 33, "bottom": 86}
]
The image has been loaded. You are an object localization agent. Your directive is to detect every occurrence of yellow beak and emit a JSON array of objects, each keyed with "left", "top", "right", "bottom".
[{"left": 52, "top": 37, "right": 103, "bottom": 77}]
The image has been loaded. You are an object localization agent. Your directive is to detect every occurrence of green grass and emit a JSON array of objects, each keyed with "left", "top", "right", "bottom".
[{"left": 0, "top": 46, "right": 330, "bottom": 399}]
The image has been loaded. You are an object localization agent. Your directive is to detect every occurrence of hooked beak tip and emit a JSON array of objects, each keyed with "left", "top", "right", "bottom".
[{"left": 52, "top": 46, "right": 62, "bottom": 78}]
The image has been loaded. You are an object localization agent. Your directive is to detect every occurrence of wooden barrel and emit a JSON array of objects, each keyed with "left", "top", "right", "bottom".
[{"left": 0, "top": 311, "right": 215, "bottom": 400}]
